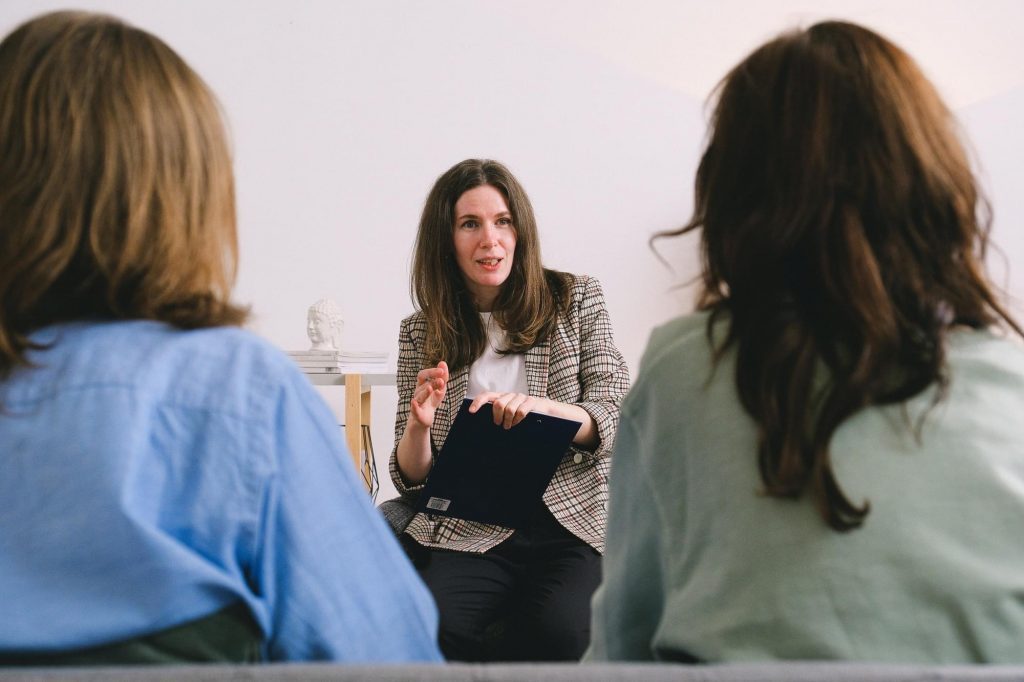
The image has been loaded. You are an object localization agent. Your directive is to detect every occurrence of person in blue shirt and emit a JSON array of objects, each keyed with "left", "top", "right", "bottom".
[{"left": 0, "top": 11, "right": 441, "bottom": 664}]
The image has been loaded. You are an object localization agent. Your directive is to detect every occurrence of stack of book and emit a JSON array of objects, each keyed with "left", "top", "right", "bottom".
[{"left": 286, "top": 349, "right": 390, "bottom": 374}]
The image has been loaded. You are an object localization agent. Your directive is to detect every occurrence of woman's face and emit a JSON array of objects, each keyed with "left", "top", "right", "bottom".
[
  {"left": 452, "top": 184, "right": 517, "bottom": 312},
  {"left": 307, "top": 310, "right": 325, "bottom": 344}
]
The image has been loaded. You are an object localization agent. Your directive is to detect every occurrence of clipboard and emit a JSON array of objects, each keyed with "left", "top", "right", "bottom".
[{"left": 416, "top": 398, "right": 582, "bottom": 528}]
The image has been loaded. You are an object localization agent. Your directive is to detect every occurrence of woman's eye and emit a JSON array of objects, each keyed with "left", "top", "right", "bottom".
[
  {"left": 497, "top": 217, "right": 513, "bottom": 226},
  {"left": 460, "top": 221, "right": 478, "bottom": 229}
]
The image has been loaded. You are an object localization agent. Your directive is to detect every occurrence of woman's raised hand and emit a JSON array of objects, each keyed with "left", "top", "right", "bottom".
[{"left": 409, "top": 361, "right": 449, "bottom": 429}]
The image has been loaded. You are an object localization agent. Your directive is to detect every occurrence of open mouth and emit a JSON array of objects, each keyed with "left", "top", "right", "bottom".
[{"left": 476, "top": 258, "right": 503, "bottom": 269}]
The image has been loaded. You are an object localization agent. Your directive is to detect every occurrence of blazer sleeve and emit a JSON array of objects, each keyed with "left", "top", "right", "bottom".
[
  {"left": 389, "top": 315, "right": 427, "bottom": 496},
  {"left": 573, "top": 275, "right": 631, "bottom": 458}
]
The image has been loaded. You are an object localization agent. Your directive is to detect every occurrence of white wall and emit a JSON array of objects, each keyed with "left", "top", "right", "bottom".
[{"left": 3, "top": 1, "right": 1021, "bottom": 504}]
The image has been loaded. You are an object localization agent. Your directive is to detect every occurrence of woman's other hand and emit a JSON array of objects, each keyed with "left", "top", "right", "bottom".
[
  {"left": 469, "top": 392, "right": 544, "bottom": 430},
  {"left": 410, "top": 361, "right": 449, "bottom": 429},
  {"left": 469, "top": 392, "right": 598, "bottom": 449},
  {"left": 397, "top": 360, "right": 449, "bottom": 486}
]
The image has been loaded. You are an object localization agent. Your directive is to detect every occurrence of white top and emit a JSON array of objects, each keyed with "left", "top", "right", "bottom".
[{"left": 466, "top": 313, "right": 528, "bottom": 398}]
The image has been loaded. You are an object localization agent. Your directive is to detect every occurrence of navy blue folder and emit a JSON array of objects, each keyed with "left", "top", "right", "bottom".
[{"left": 416, "top": 398, "right": 582, "bottom": 528}]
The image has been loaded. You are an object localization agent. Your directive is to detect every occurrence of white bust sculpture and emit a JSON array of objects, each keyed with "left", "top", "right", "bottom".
[{"left": 307, "top": 298, "right": 344, "bottom": 351}]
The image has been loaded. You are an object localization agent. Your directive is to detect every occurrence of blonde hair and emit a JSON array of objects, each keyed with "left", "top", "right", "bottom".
[{"left": 0, "top": 11, "right": 246, "bottom": 377}]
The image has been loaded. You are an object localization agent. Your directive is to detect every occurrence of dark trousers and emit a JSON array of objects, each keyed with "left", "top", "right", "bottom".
[
  {"left": 0, "top": 602, "right": 262, "bottom": 665},
  {"left": 401, "top": 506, "right": 602, "bottom": 662}
]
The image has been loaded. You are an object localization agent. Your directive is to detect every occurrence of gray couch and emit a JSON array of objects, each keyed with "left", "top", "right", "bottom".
[{"left": 3, "top": 662, "right": 1024, "bottom": 681}]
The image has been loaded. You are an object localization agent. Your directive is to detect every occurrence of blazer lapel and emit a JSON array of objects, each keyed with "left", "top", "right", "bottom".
[{"left": 525, "top": 338, "right": 550, "bottom": 398}]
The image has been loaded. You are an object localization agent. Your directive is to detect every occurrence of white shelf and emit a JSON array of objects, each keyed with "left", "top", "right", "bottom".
[{"left": 304, "top": 371, "right": 395, "bottom": 387}]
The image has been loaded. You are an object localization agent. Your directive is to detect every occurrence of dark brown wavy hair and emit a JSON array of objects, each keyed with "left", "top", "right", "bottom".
[
  {"left": 412, "top": 159, "right": 570, "bottom": 371},
  {"left": 660, "top": 21, "right": 1022, "bottom": 530},
  {"left": 0, "top": 11, "right": 247, "bottom": 380}
]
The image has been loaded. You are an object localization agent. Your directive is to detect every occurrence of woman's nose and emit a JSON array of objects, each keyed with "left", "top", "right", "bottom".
[{"left": 479, "top": 223, "right": 498, "bottom": 246}]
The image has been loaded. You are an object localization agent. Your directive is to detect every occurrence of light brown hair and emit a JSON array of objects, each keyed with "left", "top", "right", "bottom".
[
  {"left": 411, "top": 159, "right": 569, "bottom": 371},
  {"left": 660, "top": 21, "right": 1022, "bottom": 530},
  {"left": 0, "top": 11, "right": 246, "bottom": 378}
]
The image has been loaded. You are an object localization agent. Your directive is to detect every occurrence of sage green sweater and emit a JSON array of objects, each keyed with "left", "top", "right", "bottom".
[{"left": 587, "top": 312, "right": 1024, "bottom": 663}]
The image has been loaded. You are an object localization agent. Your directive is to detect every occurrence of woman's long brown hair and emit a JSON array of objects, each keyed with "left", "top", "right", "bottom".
[
  {"left": 0, "top": 11, "right": 247, "bottom": 380},
  {"left": 660, "top": 21, "right": 1022, "bottom": 530},
  {"left": 412, "top": 159, "right": 569, "bottom": 371}
]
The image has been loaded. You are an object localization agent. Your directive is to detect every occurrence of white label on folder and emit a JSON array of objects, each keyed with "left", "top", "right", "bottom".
[{"left": 426, "top": 496, "right": 451, "bottom": 511}]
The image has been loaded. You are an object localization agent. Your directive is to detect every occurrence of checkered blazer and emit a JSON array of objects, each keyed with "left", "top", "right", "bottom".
[{"left": 389, "top": 274, "right": 630, "bottom": 554}]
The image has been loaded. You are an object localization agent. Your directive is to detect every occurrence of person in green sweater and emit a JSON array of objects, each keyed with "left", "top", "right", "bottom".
[{"left": 587, "top": 20, "right": 1024, "bottom": 663}]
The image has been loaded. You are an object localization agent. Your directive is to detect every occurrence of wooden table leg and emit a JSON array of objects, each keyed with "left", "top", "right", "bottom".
[{"left": 344, "top": 374, "right": 363, "bottom": 477}]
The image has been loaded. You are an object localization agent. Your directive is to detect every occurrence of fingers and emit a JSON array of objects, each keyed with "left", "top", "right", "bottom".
[
  {"left": 410, "top": 370, "right": 447, "bottom": 429},
  {"left": 414, "top": 376, "right": 445, "bottom": 405},
  {"left": 468, "top": 392, "right": 497, "bottom": 414},
  {"left": 470, "top": 392, "right": 535, "bottom": 429},
  {"left": 409, "top": 397, "right": 431, "bottom": 428},
  {"left": 410, "top": 385, "right": 443, "bottom": 427},
  {"left": 415, "top": 360, "right": 450, "bottom": 388}
]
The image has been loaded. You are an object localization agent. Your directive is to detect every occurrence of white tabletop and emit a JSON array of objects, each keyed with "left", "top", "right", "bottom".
[{"left": 303, "top": 372, "right": 396, "bottom": 387}]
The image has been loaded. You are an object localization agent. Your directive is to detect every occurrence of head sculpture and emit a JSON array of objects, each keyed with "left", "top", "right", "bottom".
[
  {"left": 0, "top": 11, "right": 245, "bottom": 378},
  {"left": 662, "top": 20, "right": 1022, "bottom": 530},
  {"left": 307, "top": 299, "right": 344, "bottom": 351}
]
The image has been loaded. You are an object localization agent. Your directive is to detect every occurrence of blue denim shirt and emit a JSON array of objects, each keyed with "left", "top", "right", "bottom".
[{"left": 0, "top": 320, "right": 441, "bottom": 662}]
